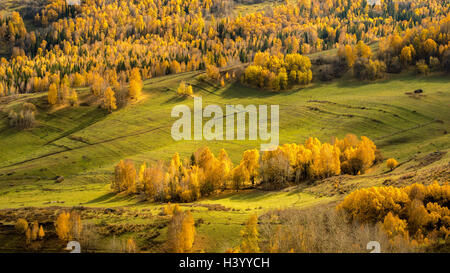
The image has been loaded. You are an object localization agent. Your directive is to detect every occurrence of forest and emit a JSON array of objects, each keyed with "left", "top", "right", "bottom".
[{"left": 0, "top": 0, "right": 449, "bottom": 254}]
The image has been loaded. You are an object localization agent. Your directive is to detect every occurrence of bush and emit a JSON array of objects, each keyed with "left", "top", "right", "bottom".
[
  {"left": 15, "top": 218, "right": 28, "bottom": 234},
  {"left": 386, "top": 158, "right": 399, "bottom": 170}
]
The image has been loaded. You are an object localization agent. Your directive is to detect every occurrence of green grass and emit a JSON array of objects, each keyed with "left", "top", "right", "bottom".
[
  {"left": 0, "top": 70, "right": 449, "bottom": 251},
  {"left": 1, "top": 71, "right": 449, "bottom": 206}
]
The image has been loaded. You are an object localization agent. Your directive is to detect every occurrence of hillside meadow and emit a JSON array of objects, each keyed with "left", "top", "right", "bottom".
[{"left": 0, "top": 70, "right": 449, "bottom": 252}]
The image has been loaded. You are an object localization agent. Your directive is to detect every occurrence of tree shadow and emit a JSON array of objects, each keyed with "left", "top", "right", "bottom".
[
  {"left": 163, "top": 94, "right": 188, "bottom": 104},
  {"left": 208, "top": 189, "right": 276, "bottom": 202},
  {"left": 84, "top": 192, "right": 135, "bottom": 204},
  {"left": 219, "top": 82, "right": 280, "bottom": 99}
]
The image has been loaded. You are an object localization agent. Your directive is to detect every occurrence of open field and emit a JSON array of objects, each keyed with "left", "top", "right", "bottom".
[{"left": 0, "top": 69, "right": 449, "bottom": 252}]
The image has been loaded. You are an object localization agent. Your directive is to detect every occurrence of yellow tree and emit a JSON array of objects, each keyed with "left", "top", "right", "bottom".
[
  {"left": 30, "top": 221, "right": 39, "bottom": 241},
  {"left": 38, "top": 225, "right": 45, "bottom": 239},
  {"left": 240, "top": 214, "right": 260, "bottom": 253},
  {"left": 168, "top": 210, "right": 195, "bottom": 253},
  {"left": 128, "top": 68, "right": 143, "bottom": 100},
  {"left": 217, "top": 149, "right": 233, "bottom": 189},
  {"left": 70, "top": 211, "right": 83, "bottom": 240},
  {"left": 55, "top": 212, "right": 72, "bottom": 241},
  {"left": 125, "top": 238, "right": 137, "bottom": 253},
  {"left": 69, "top": 89, "right": 78, "bottom": 106},
  {"left": 48, "top": 83, "right": 58, "bottom": 105},
  {"left": 400, "top": 46, "right": 414, "bottom": 65},
  {"left": 386, "top": 158, "right": 398, "bottom": 171},
  {"left": 381, "top": 212, "right": 409, "bottom": 240},
  {"left": 241, "top": 149, "right": 260, "bottom": 186},
  {"left": 102, "top": 87, "right": 117, "bottom": 112}
]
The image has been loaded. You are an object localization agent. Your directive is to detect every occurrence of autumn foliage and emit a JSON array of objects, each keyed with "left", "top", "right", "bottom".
[
  {"left": 55, "top": 211, "right": 83, "bottom": 241},
  {"left": 387, "top": 158, "right": 399, "bottom": 171},
  {"left": 168, "top": 209, "right": 196, "bottom": 253},
  {"left": 240, "top": 214, "right": 260, "bottom": 253},
  {"left": 337, "top": 182, "right": 450, "bottom": 245},
  {"left": 112, "top": 134, "right": 377, "bottom": 199},
  {"left": 243, "top": 52, "right": 312, "bottom": 90}
]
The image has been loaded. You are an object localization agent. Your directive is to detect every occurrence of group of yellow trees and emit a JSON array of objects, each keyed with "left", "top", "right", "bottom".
[
  {"left": 47, "top": 66, "right": 143, "bottom": 112},
  {"left": 338, "top": 40, "right": 386, "bottom": 80},
  {"left": 243, "top": 52, "right": 312, "bottom": 90},
  {"left": 54, "top": 211, "right": 83, "bottom": 241},
  {"left": 90, "top": 67, "right": 143, "bottom": 112},
  {"left": 177, "top": 81, "right": 194, "bottom": 96},
  {"left": 379, "top": 15, "right": 450, "bottom": 74},
  {"left": 15, "top": 218, "right": 45, "bottom": 244},
  {"left": 0, "top": 12, "right": 27, "bottom": 43},
  {"left": 113, "top": 147, "right": 236, "bottom": 202},
  {"left": 112, "top": 134, "right": 377, "bottom": 200},
  {"left": 47, "top": 75, "right": 78, "bottom": 107},
  {"left": 260, "top": 134, "right": 377, "bottom": 189},
  {"left": 337, "top": 182, "right": 450, "bottom": 246},
  {"left": 336, "top": 14, "right": 450, "bottom": 80},
  {"left": 15, "top": 211, "right": 83, "bottom": 246}
]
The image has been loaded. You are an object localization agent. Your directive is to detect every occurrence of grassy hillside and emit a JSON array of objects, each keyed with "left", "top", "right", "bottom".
[{"left": 0, "top": 70, "right": 449, "bottom": 251}]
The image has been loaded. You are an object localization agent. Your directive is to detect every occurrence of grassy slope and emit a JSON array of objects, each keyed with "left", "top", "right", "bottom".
[{"left": 0, "top": 70, "right": 449, "bottom": 251}]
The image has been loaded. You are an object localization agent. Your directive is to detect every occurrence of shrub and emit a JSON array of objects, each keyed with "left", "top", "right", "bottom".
[
  {"left": 386, "top": 158, "right": 399, "bottom": 170},
  {"left": 177, "top": 81, "right": 193, "bottom": 96},
  {"left": 15, "top": 219, "right": 28, "bottom": 234}
]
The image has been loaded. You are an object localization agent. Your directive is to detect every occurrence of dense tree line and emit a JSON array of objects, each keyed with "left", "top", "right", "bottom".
[
  {"left": 0, "top": 0, "right": 448, "bottom": 98},
  {"left": 112, "top": 134, "right": 378, "bottom": 200}
]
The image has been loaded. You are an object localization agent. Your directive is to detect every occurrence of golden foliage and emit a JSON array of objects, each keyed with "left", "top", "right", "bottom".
[
  {"left": 177, "top": 81, "right": 194, "bottom": 96},
  {"left": 243, "top": 52, "right": 312, "bottom": 90},
  {"left": 15, "top": 218, "right": 28, "bottom": 234},
  {"left": 337, "top": 182, "right": 450, "bottom": 244},
  {"left": 168, "top": 210, "right": 196, "bottom": 253},
  {"left": 47, "top": 83, "right": 58, "bottom": 105},
  {"left": 386, "top": 158, "right": 398, "bottom": 170},
  {"left": 113, "top": 160, "right": 136, "bottom": 193},
  {"left": 112, "top": 135, "right": 376, "bottom": 198},
  {"left": 55, "top": 212, "right": 71, "bottom": 241},
  {"left": 55, "top": 211, "right": 83, "bottom": 241},
  {"left": 102, "top": 87, "right": 117, "bottom": 112},
  {"left": 240, "top": 214, "right": 260, "bottom": 253}
]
